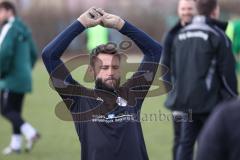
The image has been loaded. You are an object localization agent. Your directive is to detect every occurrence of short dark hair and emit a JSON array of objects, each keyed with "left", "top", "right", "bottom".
[
  {"left": 90, "top": 43, "right": 121, "bottom": 66},
  {"left": 196, "top": 0, "right": 217, "bottom": 16},
  {"left": 0, "top": 1, "right": 16, "bottom": 15}
]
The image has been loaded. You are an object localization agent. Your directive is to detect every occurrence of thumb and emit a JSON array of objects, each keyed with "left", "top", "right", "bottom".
[{"left": 94, "top": 18, "right": 102, "bottom": 25}]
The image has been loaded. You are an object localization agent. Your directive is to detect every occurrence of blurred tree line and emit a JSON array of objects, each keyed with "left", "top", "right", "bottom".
[{"left": 7, "top": 0, "right": 240, "bottom": 56}]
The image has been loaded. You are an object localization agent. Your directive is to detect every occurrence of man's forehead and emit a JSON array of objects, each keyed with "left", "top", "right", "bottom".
[
  {"left": 95, "top": 53, "right": 120, "bottom": 65},
  {"left": 179, "top": 0, "right": 195, "bottom": 7}
]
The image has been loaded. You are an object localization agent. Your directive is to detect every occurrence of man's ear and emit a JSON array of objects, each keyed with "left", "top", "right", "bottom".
[{"left": 211, "top": 5, "right": 220, "bottom": 20}]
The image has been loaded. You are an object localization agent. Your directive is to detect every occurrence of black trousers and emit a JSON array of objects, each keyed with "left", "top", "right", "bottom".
[
  {"left": 172, "top": 119, "right": 181, "bottom": 160},
  {"left": 0, "top": 90, "right": 25, "bottom": 134},
  {"left": 176, "top": 113, "right": 209, "bottom": 160}
]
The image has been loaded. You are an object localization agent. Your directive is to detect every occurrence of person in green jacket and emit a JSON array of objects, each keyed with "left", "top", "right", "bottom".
[
  {"left": 226, "top": 20, "right": 240, "bottom": 73},
  {"left": 0, "top": 1, "right": 40, "bottom": 155},
  {"left": 86, "top": 25, "right": 109, "bottom": 52}
]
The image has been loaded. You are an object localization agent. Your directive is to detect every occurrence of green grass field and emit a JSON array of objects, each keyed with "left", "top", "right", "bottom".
[{"left": 0, "top": 60, "right": 239, "bottom": 160}]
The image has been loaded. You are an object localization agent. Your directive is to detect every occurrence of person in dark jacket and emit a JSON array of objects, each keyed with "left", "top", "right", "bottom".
[
  {"left": 161, "top": 0, "right": 196, "bottom": 159},
  {"left": 170, "top": 0, "right": 238, "bottom": 160},
  {"left": 42, "top": 7, "right": 162, "bottom": 160},
  {"left": 196, "top": 98, "right": 240, "bottom": 160},
  {"left": 0, "top": 1, "right": 40, "bottom": 155}
]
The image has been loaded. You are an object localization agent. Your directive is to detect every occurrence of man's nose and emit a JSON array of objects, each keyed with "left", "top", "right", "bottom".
[{"left": 107, "top": 68, "right": 114, "bottom": 76}]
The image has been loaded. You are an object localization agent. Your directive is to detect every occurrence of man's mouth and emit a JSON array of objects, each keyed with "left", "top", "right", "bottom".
[
  {"left": 105, "top": 78, "right": 118, "bottom": 88},
  {"left": 105, "top": 78, "right": 117, "bottom": 82}
]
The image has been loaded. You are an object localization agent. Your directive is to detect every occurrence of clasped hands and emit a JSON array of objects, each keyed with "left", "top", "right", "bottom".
[{"left": 78, "top": 7, "right": 125, "bottom": 30}]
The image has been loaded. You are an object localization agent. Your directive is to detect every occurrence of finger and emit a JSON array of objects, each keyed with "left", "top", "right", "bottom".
[
  {"left": 96, "top": 18, "right": 102, "bottom": 24},
  {"left": 87, "top": 6, "right": 96, "bottom": 16},
  {"left": 89, "top": 6, "right": 97, "bottom": 11},
  {"left": 92, "top": 8, "right": 102, "bottom": 18},
  {"left": 96, "top": 8, "right": 105, "bottom": 16},
  {"left": 102, "top": 13, "right": 110, "bottom": 19},
  {"left": 88, "top": 11, "right": 95, "bottom": 19},
  {"left": 89, "top": 10, "right": 99, "bottom": 19}
]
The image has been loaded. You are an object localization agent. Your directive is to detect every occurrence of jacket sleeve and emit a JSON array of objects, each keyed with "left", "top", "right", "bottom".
[
  {"left": 160, "top": 32, "right": 173, "bottom": 84},
  {"left": 42, "top": 20, "right": 86, "bottom": 103},
  {"left": 42, "top": 20, "right": 85, "bottom": 81},
  {"left": 216, "top": 29, "right": 238, "bottom": 98},
  {"left": 119, "top": 21, "right": 162, "bottom": 102},
  {"left": 28, "top": 31, "right": 38, "bottom": 68},
  {"left": 119, "top": 21, "right": 162, "bottom": 63},
  {"left": 0, "top": 30, "right": 15, "bottom": 75}
]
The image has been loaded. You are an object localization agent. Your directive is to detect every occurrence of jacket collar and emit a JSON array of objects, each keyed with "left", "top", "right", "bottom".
[
  {"left": 192, "top": 15, "right": 206, "bottom": 24},
  {"left": 169, "top": 20, "right": 184, "bottom": 34},
  {"left": 8, "top": 16, "right": 15, "bottom": 23},
  {"left": 206, "top": 18, "right": 228, "bottom": 31},
  {"left": 1, "top": 16, "right": 15, "bottom": 27},
  {"left": 192, "top": 15, "right": 228, "bottom": 31}
]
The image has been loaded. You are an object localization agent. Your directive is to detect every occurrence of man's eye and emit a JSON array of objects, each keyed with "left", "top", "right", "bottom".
[
  {"left": 100, "top": 66, "right": 108, "bottom": 70},
  {"left": 113, "top": 66, "right": 119, "bottom": 69}
]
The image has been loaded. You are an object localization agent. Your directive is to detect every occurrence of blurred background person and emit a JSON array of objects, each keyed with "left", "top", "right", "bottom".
[
  {"left": 196, "top": 98, "right": 240, "bottom": 160},
  {"left": 0, "top": 1, "right": 40, "bottom": 155},
  {"left": 169, "top": 0, "right": 238, "bottom": 159},
  {"left": 86, "top": 25, "right": 109, "bottom": 52},
  {"left": 226, "top": 19, "right": 240, "bottom": 74},
  {"left": 161, "top": 0, "right": 197, "bottom": 159}
]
